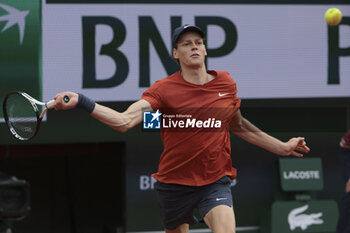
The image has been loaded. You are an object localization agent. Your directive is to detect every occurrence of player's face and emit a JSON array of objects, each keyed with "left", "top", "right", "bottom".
[{"left": 173, "top": 32, "right": 207, "bottom": 68}]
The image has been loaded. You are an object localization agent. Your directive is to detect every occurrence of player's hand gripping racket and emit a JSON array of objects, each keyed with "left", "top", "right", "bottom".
[{"left": 2, "top": 92, "right": 70, "bottom": 141}]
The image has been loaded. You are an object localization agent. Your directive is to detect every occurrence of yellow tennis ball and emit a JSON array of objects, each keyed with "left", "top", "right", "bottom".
[{"left": 325, "top": 8, "right": 342, "bottom": 26}]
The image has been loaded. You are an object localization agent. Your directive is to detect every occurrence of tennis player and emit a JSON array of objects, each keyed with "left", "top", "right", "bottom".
[
  {"left": 54, "top": 25, "right": 310, "bottom": 233},
  {"left": 337, "top": 130, "right": 350, "bottom": 233}
]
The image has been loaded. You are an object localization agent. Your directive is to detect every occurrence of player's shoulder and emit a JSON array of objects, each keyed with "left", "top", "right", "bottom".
[
  {"left": 163, "top": 71, "right": 181, "bottom": 82},
  {"left": 216, "top": 70, "right": 229, "bottom": 75},
  {"left": 215, "top": 70, "right": 231, "bottom": 77},
  {"left": 215, "top": 70, "right": 236, "bottom": 82},
  {"left": 151, "top": 71, "right": 180, "bottom": 86}
]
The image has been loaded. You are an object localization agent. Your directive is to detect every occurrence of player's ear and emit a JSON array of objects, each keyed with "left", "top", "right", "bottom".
[{"left": 172, "top": 48, "right": 178, "bottom": 59}]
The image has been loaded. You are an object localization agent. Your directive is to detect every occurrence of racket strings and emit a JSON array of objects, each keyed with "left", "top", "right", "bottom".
[{"left": 5, "top": 94, "right": 39, "bottom": 140}]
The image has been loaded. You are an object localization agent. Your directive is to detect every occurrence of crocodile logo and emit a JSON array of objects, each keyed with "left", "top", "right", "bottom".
[{"left": 288, "top": 204, "right": 323, "bottom": 230}]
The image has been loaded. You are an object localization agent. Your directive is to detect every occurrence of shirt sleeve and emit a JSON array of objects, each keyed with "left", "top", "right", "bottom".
[
  {"left": 223, "top": 71, "right": 241, "bottom": 115},
  {"left": 232, "top": 84, "right": 241, "bottom": 115},
  {"left": 141, "top": 81, "right": 163, "bottom": 110}
]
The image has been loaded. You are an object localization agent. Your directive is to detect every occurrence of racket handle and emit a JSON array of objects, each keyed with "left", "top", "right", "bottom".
[
  {"left": 46, "top": 100, "right": 56, "bottom": 109},
  {"left": 46, "top": 95, "right": 70, "bottom": 109}
]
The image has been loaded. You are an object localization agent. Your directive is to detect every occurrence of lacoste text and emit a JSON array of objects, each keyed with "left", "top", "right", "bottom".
[{"left": 283, "top": 170, "right": 320, "bottom": 180}]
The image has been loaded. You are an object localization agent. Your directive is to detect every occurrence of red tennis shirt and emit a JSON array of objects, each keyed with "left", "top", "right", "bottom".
[{"left": 142, "top": 70, "right": 241, "bottom": 186}]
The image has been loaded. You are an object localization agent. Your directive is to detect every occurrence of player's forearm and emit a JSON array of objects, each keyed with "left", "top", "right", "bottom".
[
  {"left": 91, "top": 103, "right": 132, "bottom": 132},
  {"left": 232, "top": 118, "right": 288, "bottom": 155}
]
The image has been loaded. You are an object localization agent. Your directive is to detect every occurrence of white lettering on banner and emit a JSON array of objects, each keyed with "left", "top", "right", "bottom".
[
  {"left": 283, "top": 170, "right": 320, "bottom": 180},
  {"left": 288, "top": 204, "right": 324, "bottom": 230},
  {"left": 140, "top": 175, "right": 157, "bottom": 190},
  {"left": 162, "top": 118, "right": 221, "bottom": 129},
  {"left": 42, "top": 4, "right": 350, "bottom": 102}
]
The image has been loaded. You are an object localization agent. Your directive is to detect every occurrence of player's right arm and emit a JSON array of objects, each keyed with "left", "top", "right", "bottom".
[
  {"left": 53, "top": 92, "right": 153, "bottom": 132},
  {"left": 91, "top": 100, "right": 152, "bottom": 132}
]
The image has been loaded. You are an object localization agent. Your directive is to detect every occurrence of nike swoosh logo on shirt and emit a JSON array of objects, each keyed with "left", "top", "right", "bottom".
[
  {"left": 218, "top": 93, "right": 229, "bottom": 97},
  {"left": 216, "top": 197, "right": 228, "bottom": 201}
]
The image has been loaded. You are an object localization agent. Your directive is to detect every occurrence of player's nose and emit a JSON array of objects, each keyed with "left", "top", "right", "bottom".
[{"left": 191, "top": 43, "right": 198, "bottom": 50}]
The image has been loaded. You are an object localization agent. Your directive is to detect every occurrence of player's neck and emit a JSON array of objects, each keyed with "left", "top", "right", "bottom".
[{"left": 180, "top": 66, "right": 211, "bottom": 85}]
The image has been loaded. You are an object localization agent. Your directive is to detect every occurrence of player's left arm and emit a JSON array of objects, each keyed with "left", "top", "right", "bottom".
[{"left": 229, "top": 110, "right": 310, "bottom": 157}]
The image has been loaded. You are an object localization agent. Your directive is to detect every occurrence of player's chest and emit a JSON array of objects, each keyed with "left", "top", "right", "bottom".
[{"left": 162, "top": 84, "right": 235, "bottom": 109}]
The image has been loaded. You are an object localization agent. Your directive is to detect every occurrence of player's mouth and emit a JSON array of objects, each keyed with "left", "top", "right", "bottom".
[{"left": 191, "top": 53, "right": 200, "bottom": 58}]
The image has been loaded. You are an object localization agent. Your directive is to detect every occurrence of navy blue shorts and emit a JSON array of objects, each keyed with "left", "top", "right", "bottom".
[
  {"left": 154, "top": 176, "right": 233, "bottom": 230},
  {"left": 340, "top": 148, "right": 350, "bottom": 182}
]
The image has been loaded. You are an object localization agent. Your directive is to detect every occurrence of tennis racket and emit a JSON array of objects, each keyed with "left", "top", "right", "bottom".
[{"left": 2, "top": 92, "right": 70, "bottom": 141}]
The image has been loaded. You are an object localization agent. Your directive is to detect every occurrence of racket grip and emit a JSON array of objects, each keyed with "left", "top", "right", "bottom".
[
  {"left": 46, "top": 95, "right": 69, "bottom": 109},
  {"left": 46, "top": 100, "right": 56, "bottom": 109}
]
